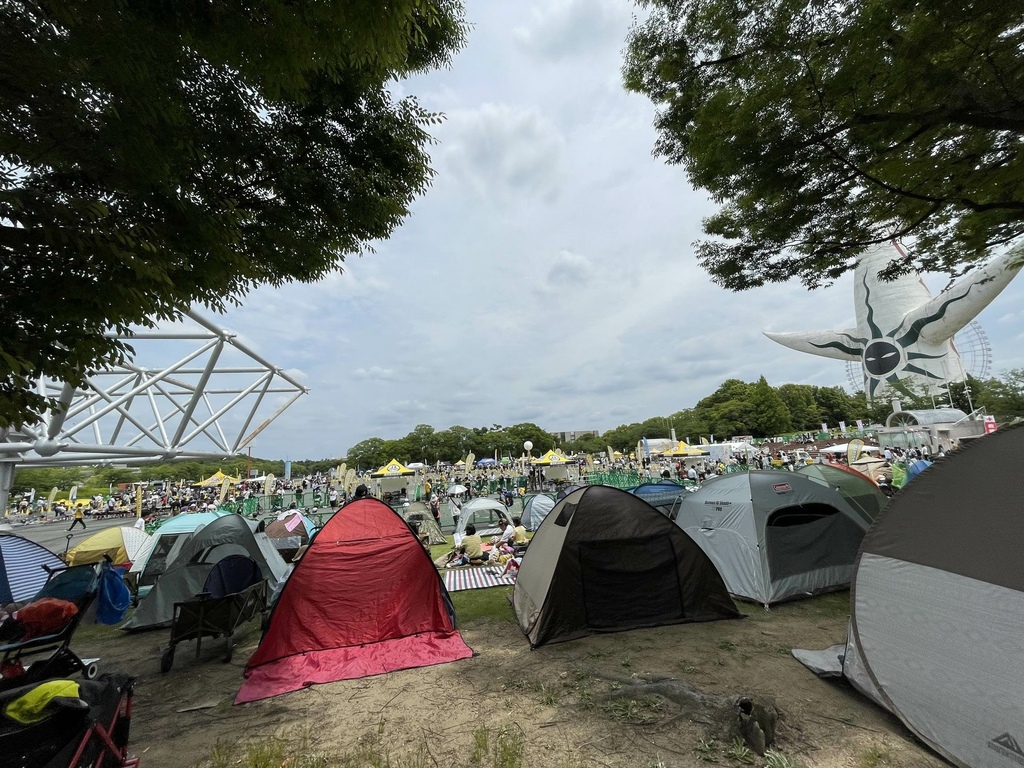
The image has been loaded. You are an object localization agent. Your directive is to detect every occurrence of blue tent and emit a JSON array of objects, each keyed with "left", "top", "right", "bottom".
[
  {"left": 906, "top": 459, "right": 933, "bottom": 484},
  {"left": 0, "top": 533, "right": 64, "bottom": 603}
]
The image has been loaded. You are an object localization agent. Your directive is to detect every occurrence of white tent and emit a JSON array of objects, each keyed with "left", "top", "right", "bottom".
[
  {"left": 453, "top": 497, "right": 509, "bottom": 539},
  {"left": 818, "top": 443, "right": 881, "bottom": 455}
]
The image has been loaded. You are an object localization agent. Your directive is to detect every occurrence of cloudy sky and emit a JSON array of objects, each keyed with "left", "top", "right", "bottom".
[{"left": 169, "top": 0, "right": 1024, "bottom": 461}]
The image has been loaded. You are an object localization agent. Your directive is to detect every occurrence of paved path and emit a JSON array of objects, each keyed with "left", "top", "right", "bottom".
[{"left": 5, "top": 515, "right": 140, "bottom": 555}]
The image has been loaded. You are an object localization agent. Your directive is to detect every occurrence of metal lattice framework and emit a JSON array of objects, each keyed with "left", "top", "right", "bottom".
[{"left": 0, "top": 310, "right": 307, "bottom": 469}]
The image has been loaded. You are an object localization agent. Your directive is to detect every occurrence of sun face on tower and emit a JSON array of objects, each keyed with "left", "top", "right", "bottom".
[
  {"left": 811, "top": 270, "right": 980, "bottom": 398},
  {"left": 862, "top": 339, "right": 903, "bottom": 377}
]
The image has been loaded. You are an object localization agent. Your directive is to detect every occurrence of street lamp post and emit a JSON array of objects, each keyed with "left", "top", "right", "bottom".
[{"left": 524, "top": 441, "right": 533, "bottom": 490}]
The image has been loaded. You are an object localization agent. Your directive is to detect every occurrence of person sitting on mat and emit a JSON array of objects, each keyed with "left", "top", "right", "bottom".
[{"left": 460, "top": 524, "right": 487, "bottom": 565}]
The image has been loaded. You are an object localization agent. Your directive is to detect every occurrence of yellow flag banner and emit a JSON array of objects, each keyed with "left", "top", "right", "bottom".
[
  {"left": 218, "top": 477, "right": 231, "bottom": 504},
  {"left": 135, "top": 485, "right": 143, "bottom": 518},
  {"left": 847, "top": 438, "right": 865, "bottom": 465}
]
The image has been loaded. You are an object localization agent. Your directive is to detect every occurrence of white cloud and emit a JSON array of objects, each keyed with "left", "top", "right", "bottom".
[
  {"left": 353, "top": 367, "right": 397, "bottom": 382},
  {"left": 512, "top": 0, "right": 630, "bottom": 61},
  {"left": 436, "top": 103, "right": 565, "bottom": 203},
  {"left": 541, "top": 249, "right": 596, "bottom": 292}
]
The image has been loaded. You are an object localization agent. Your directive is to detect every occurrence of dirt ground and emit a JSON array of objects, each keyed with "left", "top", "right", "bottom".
[{"left": 69, "top": 588, "right": 946, "bottom": 768}]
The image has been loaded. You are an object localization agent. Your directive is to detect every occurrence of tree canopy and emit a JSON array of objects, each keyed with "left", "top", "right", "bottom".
[
  {"left": 0, "top": 0, "right": 467, "bottom": 427},
  {"left": 624, "top": 0, "right": 1024, "bottom": 289}
]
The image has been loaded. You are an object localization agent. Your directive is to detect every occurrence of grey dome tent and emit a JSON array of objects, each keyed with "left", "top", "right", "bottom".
[
  {"left": 794, "top": 423, "right": 1024, "bottom": 768},
  {"left": 521, "top": 493, "right": 555, "bottom": 531},
  {"left": 401, "top": 502, "right": 446, "bottom": 545},
  {"left": 795, "top": 464, "right": 887, "bottom": 523},
  {"left": 513, "top": 485, "right": 739, "bottom": 647},
  {"left": 673, "top": 471, "right": 873, "bottom": 604},
  {"left": 453, "top": 497, "right": 509, "bottom": 537},
  {"left": 124, "top": 514, "right": 287, "bottom": 630}
]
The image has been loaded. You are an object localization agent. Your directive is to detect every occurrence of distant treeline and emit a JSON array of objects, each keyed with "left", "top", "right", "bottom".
[{"left": 11, "top": 371, "right": 1023, "bottom": 494}]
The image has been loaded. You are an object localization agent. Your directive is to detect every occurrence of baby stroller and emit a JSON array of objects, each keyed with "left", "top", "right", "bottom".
[
  {"left": 0, "top": 673, "right": 138, "bottom": 768},
  {"left": 0, "top": 564, "right": 101, "bottom": 691}
]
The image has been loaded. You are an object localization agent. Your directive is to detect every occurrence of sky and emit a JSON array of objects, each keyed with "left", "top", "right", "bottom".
[{"left": 161, "top": 0, "right": 1024, "bottom": 461}]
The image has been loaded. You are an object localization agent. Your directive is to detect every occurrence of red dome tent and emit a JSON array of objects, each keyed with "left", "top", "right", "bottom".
[{"left": 236, "top": 498, "right": 472, "bottom": 704}]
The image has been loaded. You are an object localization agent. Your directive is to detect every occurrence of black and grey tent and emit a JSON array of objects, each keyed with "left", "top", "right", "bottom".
[
  {"left": 673, "top": 471, "right": 873, "bottom": 604},
  {"left": 401, "top": 502, "right": 446, "bottom": 545},
  {"left": 795, "top": 464, "right": 887, "bottom": 523},
  {"left": 520, "top": 493, "right": 555, "bottom": 531},
  {"left": 123, "top": 514, "right": 287, "bottom": 631},
  {"left": 793, "top": 424, "right": 1024, "bottom": 768},
  {"left": 513, "top": 485, "right": 739, "bottom": 647}
]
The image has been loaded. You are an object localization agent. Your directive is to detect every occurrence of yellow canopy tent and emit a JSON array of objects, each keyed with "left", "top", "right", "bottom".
[
  {"left": 66, "top": 525, "right": 152, "bottom": 566},
  {"left": 370, "top": 459, "right": 415, "bottom": 478},
  {"left": 530, "top": 450, "right": 571, "bottom": 466},
  {"left": 196, "top": 470, "right": 241, "bottom": 487},
  {"left": 371, "top": 459, "right": 415, "bottom": 494},
  {"left": 664, "top": 442, "right": 710, "bottom": 458}
]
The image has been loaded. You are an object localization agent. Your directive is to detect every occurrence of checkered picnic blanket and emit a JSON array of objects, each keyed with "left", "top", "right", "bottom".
[{"left": 443, "top": 566, "right": 516, "bottom": 592}]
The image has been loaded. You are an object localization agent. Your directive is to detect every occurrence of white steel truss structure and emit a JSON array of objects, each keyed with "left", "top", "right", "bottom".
[{"left": 0, "top": 310, "right": 307, "bottom": 469}]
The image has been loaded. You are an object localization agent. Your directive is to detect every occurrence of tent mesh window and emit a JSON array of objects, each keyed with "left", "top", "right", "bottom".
[
  {"left": 765, "top": 505, "right": 865, "bottom": 580},
  {"left": 140, "top": 534, "right": 185, "bottom": 587},
  {"left": 577, "top": 536, "right": 685, "bottom": 629},
  {"left": 554, "top": 502, "right": 578, "bottom": 527}
]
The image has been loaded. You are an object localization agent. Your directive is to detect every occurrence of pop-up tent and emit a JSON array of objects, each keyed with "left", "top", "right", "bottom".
[
  {"left": 796, "top": 464, "right": 887, "bottom": 523},
  {"left": 124, "top": 514, "right": 287, "bottom": 630},
  {"left": 236, "top": 498, "right": 472, "bottom": 703},
  {"left": 513, "top": 485, "right": 739, "bottom": 647},
  {"left": 0, "top": 534, "right": 63, "bottom": 604},
  {"left": 674, "top": 471, "right": 873, "bottom": 604},
  {"left": 66, "top": 526, "right": 151, "bottom": 566},
  {"left": 793, "top": 424, "right": 1024, "bottom": 768},
  {"left": 453, "top": 497, "right": 509, "bottom": 538},
  {"left": 401, "top": 501, "right": 446, "bottom": 545},
  {"left": 265, "top": 511, "right": 316, "bottom": 562},
  {"left": 521, "top": 493, "right": 555, "bottom": 531},
  {"left": 129, "top": 511, "right": 230, "bottom": 598}
]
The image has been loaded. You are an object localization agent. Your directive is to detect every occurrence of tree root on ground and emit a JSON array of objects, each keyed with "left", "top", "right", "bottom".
[{"left": 580, "top": 668, "right": 780, "bottom": 754}]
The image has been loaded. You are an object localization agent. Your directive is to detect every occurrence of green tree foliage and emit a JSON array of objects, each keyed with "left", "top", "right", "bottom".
[
  {"left": 776, "top": 384, "right": 821, "bottom": 431},
  {"left": 748, "top": 376, "right": 792, "bottom": 437},
  {"left": 10, "top": 467, "right": 87, "bottom": 496},
  {"left": 812, "top": 386, "right": 857, "bottom": 428},
  {"left": 601, "top": 423, "right": 645, "bottom": 452},
  {"left": 346, "top": 437, "right": 389, "bottom": 472},
  {"left": 693, "top": 379, "right": 754, "bottom": 437},
  {"left": 624, "top": 0, "right": 1024, "bottom": 290},
  {"left": 978, "top": 369, "right": 1024, "bottom": 420},
  {"left": 0, "top": 0, "right": 467, "bottom": 427},
  {"left": 668, "top": 408, "right": 710, "bottom": 443}
]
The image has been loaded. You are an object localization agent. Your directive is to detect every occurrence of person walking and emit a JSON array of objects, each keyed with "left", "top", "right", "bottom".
[{"left": 68, "top": 506, "right": 87, "bottom": 531}]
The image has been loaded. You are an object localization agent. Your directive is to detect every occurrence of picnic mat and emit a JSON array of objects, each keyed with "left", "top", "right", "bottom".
[{"left": 443, "top": 566, "right": 516, "bottom": 592}]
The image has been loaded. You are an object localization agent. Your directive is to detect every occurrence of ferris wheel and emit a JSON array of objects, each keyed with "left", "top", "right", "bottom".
[{"left": 846, "top": 320, "right": 993, "bottom": 392}]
